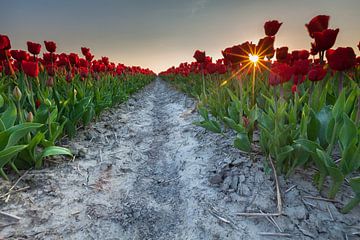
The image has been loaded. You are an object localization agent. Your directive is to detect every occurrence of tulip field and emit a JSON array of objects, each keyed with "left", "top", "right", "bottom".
[
  {"left": 1, "top": 14, "right": 360, "bottom": 240},
  {"left": 0, "top": 36, "right": 155, "bottom": 180},
  {"left": 160, "top": 15, "right": 360, "bottom": 214}
]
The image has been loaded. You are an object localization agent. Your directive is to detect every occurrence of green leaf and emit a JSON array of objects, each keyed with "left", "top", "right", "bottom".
[
  {"left": 193, "top": 120, "right": 222, "bottom": 133},
  {"left": 6, "top": 123, "right": 43, "bottom": 148},
  {"left": 316, "top": 106, "right": 332, "bottom": 148},
  {"left": 234, "top": 133, "right": 252, "bottom": 152},
  {"left": 344, "top": 88, "right": 357, "bottom": 115},
  {"left": 0, "top": 94, "right": 4, "bottom": 108},
  {"left": 340, "top": 141, "right": 360, "bottom": 175},
  {"left": 308, "top": 110, "right": 320, "bottom": 141},
  {"left": 277, "top": 145, "right": 294, "bottom": 163},
  {"left": 0, "top": 145, "right": 28, "bottom": 168},
  {"left": 341, "top": 177, "right": 360, "bottom": 213},
  {"left": 198, "top": 106, "right": 209, "bottom": 121},
  {"left": 339, "top": 114, "right": 357, "bottom": 150},
  {"left": 332, "top": 90, "right": 345, "bottom": 121},
  {"left": 0, "top": 101, "right": 17, "bottom": 129},
  {"left": 39, "top": 146, "right": 73, "bottom": 159},
  {"left": 223, "top": 117, "right": 245, "bottom": 133}
]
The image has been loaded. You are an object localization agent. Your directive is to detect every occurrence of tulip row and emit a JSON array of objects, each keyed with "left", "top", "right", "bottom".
[
  {"left": 160, "top": 15, "right": 360, "bottom": 213},
  {"left": 0, "top": 35, "right": 155, "bottom": 180}
]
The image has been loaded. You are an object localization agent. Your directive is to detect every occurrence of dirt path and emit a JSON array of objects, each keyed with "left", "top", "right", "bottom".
[{"left": 1, "top": 79, "right": 360, "bottom": 240}]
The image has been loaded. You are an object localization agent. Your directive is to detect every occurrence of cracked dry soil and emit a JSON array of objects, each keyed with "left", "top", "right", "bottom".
[{"left": 1, "top": 78, "right": 360, "bottom": 240}]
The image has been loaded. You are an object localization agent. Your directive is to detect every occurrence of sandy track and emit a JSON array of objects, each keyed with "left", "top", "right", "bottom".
[{"left": 1, "top": 78, "right": 359, "bottom": 240}]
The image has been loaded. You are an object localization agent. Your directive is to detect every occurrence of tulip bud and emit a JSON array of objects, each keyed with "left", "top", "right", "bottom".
[
  {"left": 46, "top": 76, "right": 54, "bottom": 87},
  {"left": 13, "top": 86, "right": 22, "bottom": 101},
  {"left": 26, "top": 112, "right": 34, "bottom": 122},
  {"left": 73, "top": 88, "right": 77, "bottom": 97},
  {"left": 39, "top": 62, "right": 45, "bottom": 73},
  {"left": 44, "top": 98, "right": 52, "bottom": 106}
]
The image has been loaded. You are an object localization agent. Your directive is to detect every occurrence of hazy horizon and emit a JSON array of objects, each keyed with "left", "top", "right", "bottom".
[{"left": 1, "top": 0, "right": 359, "bottom": 73}]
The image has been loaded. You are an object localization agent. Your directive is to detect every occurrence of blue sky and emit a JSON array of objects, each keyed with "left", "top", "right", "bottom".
[{"left": 1, "top": 0, "right": 359, "bottom": 72}]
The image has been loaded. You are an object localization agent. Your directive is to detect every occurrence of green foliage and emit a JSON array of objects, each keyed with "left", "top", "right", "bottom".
[
  {"left": 163, "top": 69, "right": 360, "bottom": 213},
  {"left": 0, "top": 71, "right": 154, "bottom": 179}
]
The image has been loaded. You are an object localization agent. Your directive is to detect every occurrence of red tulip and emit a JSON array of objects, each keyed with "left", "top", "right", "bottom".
[
  {"left": 306, "top": 15, "right": 330, "bottom": 38},
  {"left": 264, "top": 20, "right": 282, "bottom": 36},
  {"left": 313, "top": 29, "right": 339, "bottom": 51},
  {"left": 44, "top": 41, "right": 56, "bottom": 53},
  {"left": 81, "top": 47, "right": 90, "bottom": 56},
  {"left": 291, "top": 84, "right": 298, "bottom": 94},
  {"left": 10, "top": 50, "right": 29, "bottom": 61},
  {"left": 218, "top": 65, "right": 227, "bottom": 74},
  {"left": 79, "top": 67, "right": 88, "bottom": 79},
  {"left": 308, "top": 65, "right": 327, "bottom": 82},
  {"left": 206, "top": 63, "right": 218, "bottom": 74},
  {"left": 27, "top": 41, "right": 41, "bottom": 55},
  {"left": 35, "top": 99, "right": 41, "bottom": 109},
  {"left": 193, "top": 50, "right": 206, "bottom": 63},
  {"left": 0, "top": 34, "right": 11, "bottom": 50},
  {"left": 257, "top": 36, "right": 275, "bottom": 58},
  {"left": 269, "top": 62, "right": 293, "bottom": 86},
  {"left": 85, "top": 52, "right": 94, "bottom": 62},
  {"left": 0, "top": 49, "right": 11, "bottom": 61},
  {"left": 293, "top": 59, "right": 310, "bottom": 76},
  {"left": 43, "top": 53, "right": 57, "bottom": 63},
  {"left": 276, "top": 47, "right": 288, "bottom": 62},
  {"left": 101, "top": 56, "right": 109, "bottom": 66},
  {"left": 22, "top": 61, "right": 39, "bottom": 77},
  {"left": 68, "top": 53, "right": 79, "bottom": 65},
  {"left": 298, "top": 50, "right": 310, "bottom": 60},
  {"left": 326, "top": 47, "right": 356, "bottom": 71}
]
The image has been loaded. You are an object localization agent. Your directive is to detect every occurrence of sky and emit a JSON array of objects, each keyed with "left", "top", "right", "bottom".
[{"left": 0, "top": 0, "right": 359, "bottom": 73}]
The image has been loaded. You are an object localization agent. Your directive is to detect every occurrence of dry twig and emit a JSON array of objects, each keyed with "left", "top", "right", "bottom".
[{"left": 237, "top": 155, "right": 283, "bottom": 217}]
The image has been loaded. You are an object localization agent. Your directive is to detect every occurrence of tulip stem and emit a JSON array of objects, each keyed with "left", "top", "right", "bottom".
[
  {"left": 201, "top": 67, "right": 206, "bottom": 100},
  {"left": 338, "top": 72, "right": 343, "bottom": 95},
  {"left": 251, "top": 64, "right": 256, "bottom": 107}
]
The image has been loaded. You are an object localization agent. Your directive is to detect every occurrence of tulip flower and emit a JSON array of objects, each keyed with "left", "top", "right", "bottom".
[
  {"left": 44, "top": 41, "right": 56, "bottom": 53},
  {"left": 276, "top": 47, "right": 288, "bottom": 62},
  {"left": 313, "top": 29, "right": 339, "bottom": 52},
  {"left": 326, "top": 47, "right": 356, "bottom": 72},
  {"left": 308, "top": 65, "right": 327, "bottom": 82},
  {"left": 81, "top": 47, "right": 90, "bottom": 56},
  {"left": 0, "top": 34, "right": 11, "bottom": 50},
  {"left": 35, "top": 99, "right": 41, "bottom": 109},
  {"left": 306, "top": 15, "right": 330, "bottom": 38},
  {"left": 264, "top": 20, "right": 282, "bottom": 36},
  {"left": 358, "top": 41, "right": 360, "bottom": 51},
  {"left": 298, "top": 50, "right": 310, "bottom": 60},
  {"left": 68, "top": 53, "right": 79, "bottom": 66},
  {"left": 291, "top": 84, "right": 298, "bottom": 94},
  {"left": 11, "top": 50, "right": 29, "bottom": 62},
  {"left": 293, "top": 59, "right": 310, "bottom": 76},
  {"left": 22, "top": 60, "right": 39, "bottom": 78},
  {"left": 257, "top": 36, "right": 275, "bottom": 58},
  {"left": 27, "top": 41, "right": 41, "bottom": 56},
  {"left": 193, "top": 50, "right": 206, "bottom": 63}
]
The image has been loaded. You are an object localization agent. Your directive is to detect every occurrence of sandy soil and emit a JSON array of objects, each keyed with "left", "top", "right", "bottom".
[{"left": 1, "top": 78, "right": 359, "bottom": 240}]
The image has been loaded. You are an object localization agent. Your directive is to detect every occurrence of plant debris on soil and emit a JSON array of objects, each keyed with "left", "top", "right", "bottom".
[{"left": 1, "top": 79, "right": 360, "bottom": 240}]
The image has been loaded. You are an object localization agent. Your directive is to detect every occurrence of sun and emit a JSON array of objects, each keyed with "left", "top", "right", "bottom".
[{"left": 249, "top": 54, "right": 259, "bottom": 64}]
